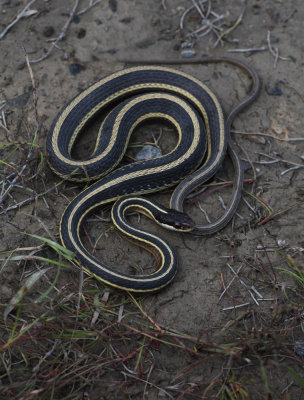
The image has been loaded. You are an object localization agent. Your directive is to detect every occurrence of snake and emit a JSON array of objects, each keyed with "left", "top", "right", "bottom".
[{"left": 47, "top": 57, "right": 260, "bottom": 292}]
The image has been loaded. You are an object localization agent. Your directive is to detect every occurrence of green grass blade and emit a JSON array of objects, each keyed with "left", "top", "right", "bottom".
[{"left": 285, "top": 366, "right": 304, "bottom": 388}]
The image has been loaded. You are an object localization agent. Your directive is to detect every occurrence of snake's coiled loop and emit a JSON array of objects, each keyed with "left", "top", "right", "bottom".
[{"left": 47, "top": 60, "right": 260, "bottom": 292}]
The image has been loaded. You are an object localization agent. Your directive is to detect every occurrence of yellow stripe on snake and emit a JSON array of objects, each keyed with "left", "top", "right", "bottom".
[{"left": 47, "top": 57, "right": 260, "bottom": 292}]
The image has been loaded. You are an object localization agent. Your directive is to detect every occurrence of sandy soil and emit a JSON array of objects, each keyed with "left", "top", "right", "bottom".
[{"left": 1, "top": 0, "right": 304, "bottom": 398}]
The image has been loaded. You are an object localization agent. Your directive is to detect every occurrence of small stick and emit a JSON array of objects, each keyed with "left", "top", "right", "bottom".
[
  {"left": 242, "top": 197, "right": 257, "bottom": 214},
  {"left": 197, "top": 202, "right": 212, "bottom": 223},
  {"left": 180, "top": 5, "right": 195, "bottom": 29},
  {"left": 0, "top": 0, "right": 36, "bottom": 40},
  {"left": 226, "top": 263, "right": 259, "bottom": 306},
  {"left": 258, "top": 298, "right": 274, "bottom": 302},
  {"left": 250, "top": 286, "right": 263, "bottom": 299},
  {"left": 143, "top": 364, "right": 154, "bottom": 398},
  {"left": 77, "top": 0, "right": 101, "bottom": 16},
  {"left": 0, "top": 185, "right": 59, "bottom": 214},
  {"left": 222, "top": 303, "right": 250, "bottom": 311},
  {"left": 227, "top": 47, "right": 267, "bottom": 53},
  {"left": 218, "top": 264, "right": 244, "bottom": 302},
  {"left": 1, "top": 110, "right": 7, "bottom": 129},
  {"left": 256, "top": 152, "right": 304, "bottom": 169},
  {"left": 21, "top": 45, "right": 38, "bottom": 122},
  {"left": 32, "top": 340, "right": 59, "bottom": 373},
  {"left": 267, "top": 30, "right": 279, "bottom": 67},
  {"left": 237, "top": 140, "right": 256, "bottom": 185},
  {"left": 0, "top": 164, "right": 27, "bottom": 206},
  {"left": 232, "top": 129, "right": 304, "bottom": 142},
  {"left": 213, "top": 3, "right": 246, "bottom": 48},
  {"left": 218, "top": 195, "right": 244, "bottom": 220},
  {"left": 281, "top": 165, "right": 301, "bottom": 176},
  {"left": 192, "top": 0, "right": 205, "bottom": 19},
  {"left": 267, "top": 30, "right": 289, "bottom": 67},
  {"left": 243, "top": 158, "right": 276, "bottom": 165},
  {"left": 30, "top": 0, "right": 80, "bottom": 63}
]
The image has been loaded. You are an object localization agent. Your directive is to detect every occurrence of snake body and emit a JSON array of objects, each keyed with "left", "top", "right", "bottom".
[{"left": 47, "top": 58, "right": 260, "bottom": 292}]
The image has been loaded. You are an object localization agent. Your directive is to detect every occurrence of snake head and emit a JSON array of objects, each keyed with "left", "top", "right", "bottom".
[{"left": 155, "top": 209, "right": 195, "bottom": 232}]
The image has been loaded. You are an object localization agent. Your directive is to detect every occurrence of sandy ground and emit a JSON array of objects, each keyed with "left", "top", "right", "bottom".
[{"left": 1, "top": 0, "right": 304, "bottom": 398}]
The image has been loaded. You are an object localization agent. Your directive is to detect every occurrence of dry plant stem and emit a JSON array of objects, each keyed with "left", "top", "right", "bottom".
[
  {"left": 129, "top": 294, "right": 163, "bottom": 333},
  {"left": 180, "top": 5, "right": 195, "bottom": 29},
  {"left": 267, "top": 30, "right": 290, "bottom": 67},
  {"left": 267, "top": 31, "right": 279, "bottom": 67},
  {"left": 143, "top": 364, "right": 155, "bottom": 398},
  {"left": 198, "top": 202, "right": 212, "bottom": 223},
  {"left": 232, "top": 129, "right": 304, "bottom": 142},
  {"left": 180, "top": 0, "right": 227, "bottom": 46},
  {"left": 226, "top": 263, "right": 259, "bottom": 305},
  {"left": 161, "top": 0, "right": 167, "bottom": 11},
  {"left": 227, "top": 47, "right": 267, "bottom": 53},
  {"left": 22, "top": 213, "right": 54, "bottom": 241},
  {"left": 222, "top": 303, "right": 250, "bottom": 311},
  {"left": 29, "top": 0, "right": 80, "bottom": 63},
  {"left": 258, "top": 200, "right": 304, "bottom": 225},
  {"left": 213, "top": 3, "right": 246, "bottom": 48},
  {"left": 256, "top": 152, "right": 304, "bottom": 169},
  {"left": 0, "top": 49, "right": 43, "bottom": 210},
  {"left": 0, "top": 246, "right": 41, "bottom": 275},
  {"left": 77, "top": 0, "right": 101, "bottom": 16},
  {"left": 22, "top": 45, "right": 38, "bottom": 121},
  {"left": 32, "top": 340, "right": 59, "bottom": 373},
  {"left": 0, "top": 164, "right": 27, "bottom": 206},
  {"left": 121, "top": 372, "right": 174, "bottom": 399},
  {"left": 218, "top": 264, "right": 244, "bottom": 302},
  {"left": 218, "top": 195, "right": 243, "bottom": 220},
  {"left": 280, "top": 165, "right": 301, "bottom": 176},
  {"left": 237, "top": 140, "right": 256, "bottom": 187},
  {"left": 242, "top": 197, "right": 258, "bottom": 221},
  {"left": 192, "top": 0, "right": 207, "bottom": 20},
  {"left": 185, "top": 179, "right": 254, "bottom": 212},
  {"left": 1, "top": 109, "right": 7, "bottom": 128},
  {"left": 0, "top": 185, "right": 59, "bottom": 214},
  {"left": 0, "top": 0, "right": 36, "bottom": 40}
]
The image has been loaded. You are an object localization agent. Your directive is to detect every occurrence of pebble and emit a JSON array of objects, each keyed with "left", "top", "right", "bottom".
[
  {"left": 135, "top": 145, "right": 162, "bottom": 161},
  {"left": 181, "top": 49, "right": 196, "bottom": 58}
]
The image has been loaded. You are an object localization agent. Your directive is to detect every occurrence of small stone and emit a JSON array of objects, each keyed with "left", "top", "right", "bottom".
[
  {"left": 181, "top": 49, "right": 196, "bottom": 58},
  {"left": 135, "top": 145, "right": 162, "bottom": 161}
]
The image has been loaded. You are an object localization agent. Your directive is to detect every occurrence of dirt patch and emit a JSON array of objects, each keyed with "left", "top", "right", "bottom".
[{"left": 1, "top": 0, "right": 304, "bottom": 399}]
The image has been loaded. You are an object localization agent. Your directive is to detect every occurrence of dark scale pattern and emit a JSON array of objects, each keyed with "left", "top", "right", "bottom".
[
  {"left": 47, "top": 67, "right": 225, "bottom": 180},
  {"left": 49, "top": 66, "right": 227, "bottom": 291}
]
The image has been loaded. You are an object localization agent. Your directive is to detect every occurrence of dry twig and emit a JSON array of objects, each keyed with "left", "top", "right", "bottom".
[
  {"left": 232, "top": 129, "right": 304, "bottom": 142},
  {"left": 227, "top": 47, "right": 266, "bottom": 53},
  {"left": 30, "top": 0, "right": 80, "bottom": 63},
  {"left": 0, "top": 0, "right": 36, "bottom": 40},
  {"left": 77, "top": 0, "right": 101, "bottom": 16},
  {"left": 267, "top": 30, "right": 290, "bottom": 67}
]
